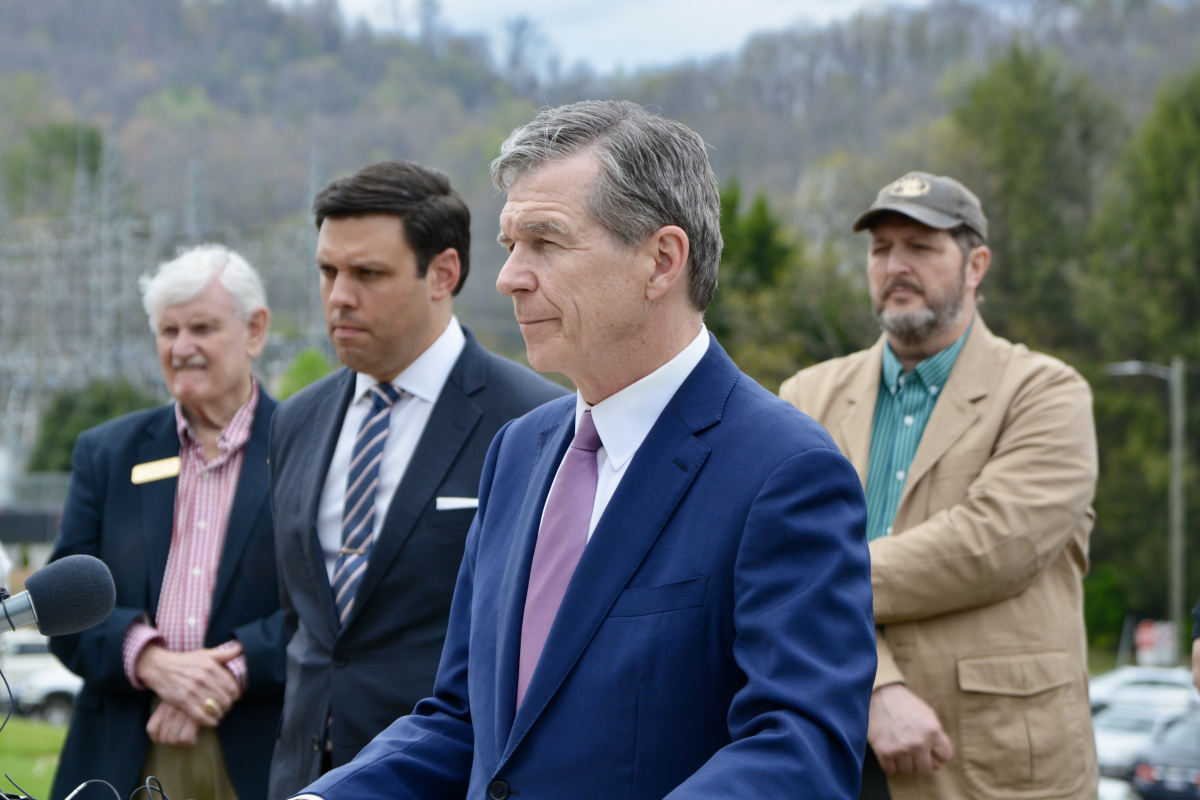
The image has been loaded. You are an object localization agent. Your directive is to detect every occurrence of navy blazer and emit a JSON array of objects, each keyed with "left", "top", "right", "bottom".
[
  {"left": 268, "top": 328, "right": 567, "bottom": 799},
  {"left": 305, "top": 337, "right": 877, "bottom": 800},
  {"left": 48, "top": 392, "right": 285, "bottom": 800}
]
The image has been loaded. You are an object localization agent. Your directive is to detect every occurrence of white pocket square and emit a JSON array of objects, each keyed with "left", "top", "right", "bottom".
[{"left": 436, "top": 497, "right": 479, "bottom": 510}]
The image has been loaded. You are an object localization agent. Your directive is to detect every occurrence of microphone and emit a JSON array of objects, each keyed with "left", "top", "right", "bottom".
[{"left": 0, "top": 555, "right": 116, "bottom": 636}]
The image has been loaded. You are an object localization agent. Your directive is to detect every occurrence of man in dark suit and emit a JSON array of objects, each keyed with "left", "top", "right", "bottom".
[
  {"left": 267, "top": 160, "right": 566, "bottom": 799},
  {"left": 50, "top": 245, "right": 285, "bottom": 800},
  {"left": 295, "top": 102, "right": 876, "bottom": 800}
]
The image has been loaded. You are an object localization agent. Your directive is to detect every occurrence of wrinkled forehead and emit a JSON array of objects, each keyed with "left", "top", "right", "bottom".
[{"left": 158, "top": 278, "right": 241, "bottom": 324}]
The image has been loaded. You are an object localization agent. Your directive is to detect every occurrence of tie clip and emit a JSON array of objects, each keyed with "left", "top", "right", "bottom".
[{"left": 338, "top": 546, "right": 367, "bottom": 556}]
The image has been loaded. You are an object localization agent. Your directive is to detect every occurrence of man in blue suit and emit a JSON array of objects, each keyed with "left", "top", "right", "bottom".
[{"left": 297, "top": 100, "right": 876, "bottom": 800}]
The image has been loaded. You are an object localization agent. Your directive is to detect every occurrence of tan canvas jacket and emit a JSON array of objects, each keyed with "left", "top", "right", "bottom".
[{"left": 780, "top": 318, "right": 1099, "bottom": 800}]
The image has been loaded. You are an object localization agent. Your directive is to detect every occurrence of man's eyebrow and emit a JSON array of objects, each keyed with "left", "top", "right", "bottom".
[
  {"left": 521, "top": 219, "right": 568, "bottom": 236},
  {"left": 497, "top": 231, "right": 513, "bottom": 246}
]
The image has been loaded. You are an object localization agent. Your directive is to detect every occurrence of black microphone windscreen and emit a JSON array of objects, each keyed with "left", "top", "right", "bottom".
[{"left": 25, "top": 555, "right": 117, "bottom": 636}]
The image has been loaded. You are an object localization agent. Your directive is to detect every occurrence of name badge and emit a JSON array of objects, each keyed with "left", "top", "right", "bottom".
[{"left": 131, "top": 457, "right": 181, "bottom": 485}]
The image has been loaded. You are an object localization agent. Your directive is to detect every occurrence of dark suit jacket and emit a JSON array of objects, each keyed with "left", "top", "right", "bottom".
[
  {"left": 267, "top": 328, "right": 566, "bottom": 799},
  {"left": 304, "top": 336, "right": 877, "bottom": 800},
  {"left": 49, "top": 392, "right": 286, "bottom": 800}
]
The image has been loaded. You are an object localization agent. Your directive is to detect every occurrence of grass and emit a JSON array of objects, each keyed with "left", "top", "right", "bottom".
[
  {"left": 0, "top": 717, "right": 66, "bottom": 799},
  {"left": 1089, "top": 647, "right": 1120, "bottom": 676}
]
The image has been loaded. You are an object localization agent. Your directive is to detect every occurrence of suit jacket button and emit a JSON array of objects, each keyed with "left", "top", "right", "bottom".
[
  {"left": 312, "top": 735, "right": 320, "bottom": 751},
  {"left": 488, "top": 780, "right": 509, "bottom": 799},
  {"left": 332, "top": 652, "right": 348, "bottom": 668}
]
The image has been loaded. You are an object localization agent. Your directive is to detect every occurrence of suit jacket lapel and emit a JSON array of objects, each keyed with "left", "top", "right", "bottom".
[
  {"left": 837, "top": 337, "right": 885, "bottom": 488},
  {"left": 898, "top": 320, "right": 991, "bottom": 512},
  {"left": 493, "top": 405, "right": 575, "bottom": 756},
  {"left": 209, "top": 393, "right": 276, "bottom": 629},
  {"left": 136, "top": 407, "right": 181, "bottom": 617},
  {"left": 303, "top": 369, "right": 357, "bottom": 633},
  {"left": 500, "top": 337, "right": 733, "bottom": 765},
  {"left": 338, "top": 334, "right": 488, "bottom": 633}
]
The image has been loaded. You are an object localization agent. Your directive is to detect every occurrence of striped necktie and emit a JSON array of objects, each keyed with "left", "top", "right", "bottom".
[{"left": 332, "top": 382, "right": 402, "bottom": 625}]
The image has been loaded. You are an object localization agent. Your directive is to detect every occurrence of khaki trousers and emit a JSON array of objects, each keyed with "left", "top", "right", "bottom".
[{"left": 139, "top": 725, "right": 239, "bottom": 800}]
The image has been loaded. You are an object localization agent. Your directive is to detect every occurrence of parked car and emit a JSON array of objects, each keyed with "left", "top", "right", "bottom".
[
  {"left": 1132, "top": 712, "right": 1200, "bottom": 798},
  {"left": 13, "top": 667, "right": 83, "bottom": 725},
  {"left": 1091, "top": 666, "right": 1200, "bottom": 714},
  {"left": 0, "top": 629, "right": 81, "bottom": 725},
  {"left": 1095, "top": 704, "right": 1188, "bottom": 778}
]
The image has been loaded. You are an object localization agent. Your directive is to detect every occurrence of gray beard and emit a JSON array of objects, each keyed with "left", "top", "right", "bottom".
[{"left": 873, "top": 279, "right": 965, "bottom": 347}]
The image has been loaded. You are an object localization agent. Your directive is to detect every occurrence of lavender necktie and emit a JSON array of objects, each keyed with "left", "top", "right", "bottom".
[{"left": 517, "top": 409, "right": 602, "bottom": 709}]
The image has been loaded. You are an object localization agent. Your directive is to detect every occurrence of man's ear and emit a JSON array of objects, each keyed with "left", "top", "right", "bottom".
[
  {"left": 966, "top": 245, "right": 991, "bottom": 292},
  {"left": 645, "top": 225, "right": 690, "bottom": 302},
  {"left": 246, "top": 307, "right": 270, "bottom": 359},
  {"left": 426, "top": 248, "right": 462, "bottom": 301}
]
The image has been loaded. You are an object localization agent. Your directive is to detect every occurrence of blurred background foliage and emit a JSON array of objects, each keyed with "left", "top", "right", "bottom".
[{"left": 6, "top": 0, "right": 1200, "bottom": 651}]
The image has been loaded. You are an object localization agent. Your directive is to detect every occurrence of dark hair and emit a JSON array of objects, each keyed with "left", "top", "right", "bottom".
[
  {"left": 313, "top": 160, "right": 471, "bottom": 295},
  {"left": 950, "top": 224, "right": 986, "bottom": 267}
]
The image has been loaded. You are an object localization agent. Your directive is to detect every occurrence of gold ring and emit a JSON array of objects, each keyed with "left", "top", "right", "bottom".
[{"left": 204, "top": 697, "right": 221, "bottom": 716}]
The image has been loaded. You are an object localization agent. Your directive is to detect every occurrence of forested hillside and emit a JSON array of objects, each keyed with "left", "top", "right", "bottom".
[{"left": 5, "top": 0, "right": 1200, "bottom": 647}]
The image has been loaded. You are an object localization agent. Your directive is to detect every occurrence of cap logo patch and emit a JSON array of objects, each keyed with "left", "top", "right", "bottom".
[{"left": 887, "top": 176, "right": 931, "bottom": 198}]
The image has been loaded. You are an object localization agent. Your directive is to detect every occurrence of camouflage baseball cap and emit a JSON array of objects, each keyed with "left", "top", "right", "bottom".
[{"left": 852, "top": 171, "right": 988, "bottom": 240}]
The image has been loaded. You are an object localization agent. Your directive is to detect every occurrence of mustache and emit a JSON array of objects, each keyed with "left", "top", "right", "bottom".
[
  {"left": 171, "top": 354, "right": 207, "bottom": 370},
  {"left": 881, "top": 277, "right": 925, "bottom": 299}
]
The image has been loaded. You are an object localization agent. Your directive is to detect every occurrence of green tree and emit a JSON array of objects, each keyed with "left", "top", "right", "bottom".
[
  {"left": 1, "top": 121, "right": 103, "bottom": 217},
  {"left": 707, "top": 178, "right": 875, "bottom": 390},
  {"left": 1080, "top": 59, "right": 1200, "bottom": 643},
  {"left": 277, "top": 347, "right": 332, "bottom": 400},
  {"left": 27, "top": 380, "right": 160, "bottom": 472},
  {"left": 953, "top": 45, "right": 1121, "bottom": 353}
]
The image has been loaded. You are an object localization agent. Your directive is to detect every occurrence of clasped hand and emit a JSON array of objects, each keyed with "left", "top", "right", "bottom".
[
  {"left": 867, "top": 683, "right": 954, "bottom": 776},
  {"left": 136, "top": 642, "right": 243, "bottom": 746}
]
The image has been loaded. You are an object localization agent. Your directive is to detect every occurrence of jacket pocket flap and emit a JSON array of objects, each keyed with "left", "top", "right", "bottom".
[
  {"left": 957, "top": 651, "right": 1072, "bottom": 697},
  {"left": 609, "top": 576, "right": 708, "bottom": 617}
]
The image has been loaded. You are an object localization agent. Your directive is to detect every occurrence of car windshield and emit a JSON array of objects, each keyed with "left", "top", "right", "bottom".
[
  {"left": 1096, "top": 714, "right": 1156, "bottom": 732},
  {"left": 1161, "top": 720, "right": 1200, "bottom": 747}
]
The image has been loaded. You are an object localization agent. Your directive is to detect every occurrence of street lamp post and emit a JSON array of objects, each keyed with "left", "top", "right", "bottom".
[{"left": 1106, "top": 357, "right": 1187, "bottom": 657}]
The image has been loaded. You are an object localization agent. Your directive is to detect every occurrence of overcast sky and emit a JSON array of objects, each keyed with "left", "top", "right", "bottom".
[{"left": 330, "top": 0, "right": 932, "bottom": 73}]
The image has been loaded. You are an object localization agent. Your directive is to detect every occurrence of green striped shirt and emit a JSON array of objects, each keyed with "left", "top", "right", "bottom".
[{"left": 865, "top": 324, "right": 971, "bottom": 542}]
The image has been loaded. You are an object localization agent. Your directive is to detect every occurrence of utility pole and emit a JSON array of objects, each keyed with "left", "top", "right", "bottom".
[{"left": 1107, "top": 358, "right": 1188, "bottom": 657}]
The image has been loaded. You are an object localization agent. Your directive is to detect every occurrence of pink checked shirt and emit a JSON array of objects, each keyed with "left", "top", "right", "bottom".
[{"left": 122, "top": 383, "right": 260, "bottom": 691}]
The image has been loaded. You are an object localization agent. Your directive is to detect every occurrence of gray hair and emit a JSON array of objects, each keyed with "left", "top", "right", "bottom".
[
  {"left": 491, "top": 100, "right": 723, "bottom": 311},
  {"left": 140, "top": 244, "right": 267, "bottom": 332}
]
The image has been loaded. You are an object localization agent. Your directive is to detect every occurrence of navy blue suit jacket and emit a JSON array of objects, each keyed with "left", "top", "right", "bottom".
[
  {"left": 48, "top": 392, "right": 285, "bottom": 800},
  {"left": 268, "top": 329, "right": 567, "bottom": 799},
  {"left": 305, "top": 337, "right": 876, "bottom": 800}
]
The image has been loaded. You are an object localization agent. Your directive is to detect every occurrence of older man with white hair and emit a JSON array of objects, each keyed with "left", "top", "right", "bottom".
[{"left": 48, "top": 245, "right": 287, "bottom": 800}]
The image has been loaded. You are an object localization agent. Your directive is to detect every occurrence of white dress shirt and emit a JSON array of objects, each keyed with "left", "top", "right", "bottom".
[
  {"left": 548, "top": 326, "right": 710, "bottom": 542},
  {"left": 316, "top": 317, "right": 466, "bottom": 580}
]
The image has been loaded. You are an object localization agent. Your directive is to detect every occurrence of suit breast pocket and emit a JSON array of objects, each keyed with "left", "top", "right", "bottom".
[
  {"left": 425, "top": 507, "right": 478, "bottom": 530},
  {"left": 608, "top": 576, "right": 708, "bottom": 617}
]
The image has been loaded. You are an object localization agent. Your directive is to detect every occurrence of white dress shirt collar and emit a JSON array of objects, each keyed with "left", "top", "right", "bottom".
[
  {"left": 352, "top": 316, "right": 466, "bottom": 404},
  {"left": 575, "top": 326, "right": 710, "bottom": 470}
]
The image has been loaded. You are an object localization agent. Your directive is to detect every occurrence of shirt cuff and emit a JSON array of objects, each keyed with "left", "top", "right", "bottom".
[
  {"left": 218, "top": 640, "right": 249, "bottom": 693},
  {"left": 122, "top": 621, "right": 165, "bottom": 690}
]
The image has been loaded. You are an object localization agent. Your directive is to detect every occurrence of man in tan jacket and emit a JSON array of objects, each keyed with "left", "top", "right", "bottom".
[{"left": 781, "top": 172, "right": 1098, "bottom": 800}]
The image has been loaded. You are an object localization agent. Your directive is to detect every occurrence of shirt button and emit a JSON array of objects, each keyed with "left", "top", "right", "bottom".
[
  {"left": 186, "top": 616, "right": 197, "bottom": 627},
  {"left": 904, "top": 415, "right": 914, "bottom": 426},
  {"left": 886, "top": 526, "right": 893, "bottom": 535},
  {"left": 197, "top": 520, "right": 207, "bottom": 530},
  {"left": 896, "top": 471, "right": 906, "bottom": 481},
  {"left": 192, "top": 567, "right": 201, "bottom": 577},
  {"left": 929, "top": 386, "right": 939, "bottom": 395}
]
